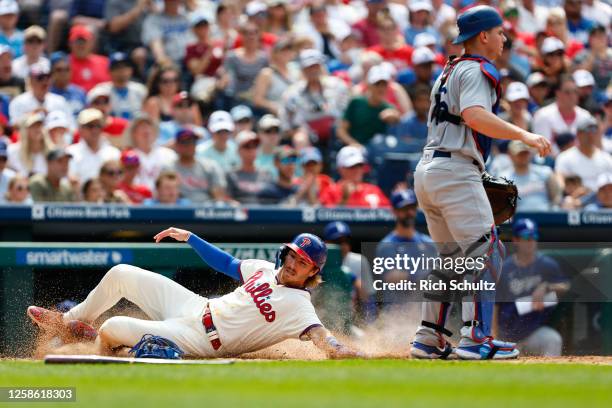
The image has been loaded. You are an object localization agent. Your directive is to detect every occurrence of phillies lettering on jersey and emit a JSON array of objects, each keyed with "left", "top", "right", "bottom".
[{"left": 242, "top": 270, "right": 276, "bottom": 322}]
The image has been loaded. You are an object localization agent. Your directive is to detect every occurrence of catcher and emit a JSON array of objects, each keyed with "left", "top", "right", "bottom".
[
  {"left": 27, "top": 228, "right": 361, "bottom": 359},
  {"left": 410, "top": 6, "right": 551, "bottom": 360}
]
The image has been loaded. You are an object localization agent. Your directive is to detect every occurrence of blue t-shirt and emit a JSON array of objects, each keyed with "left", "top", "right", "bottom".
[
  {"left": 567, "top": 17, "right": 595, "bottom": 45},
  {"left": 403, "top": 27, "right": 439, "bottom": 47},
  {"left": 50, "top": 85, "right": 86, "bottom": 118},
  {"left": 496, "top": 254, "right": 567, "bottom": 342},
  {"left": 392, "top": 113, "right": 428, "bottom": 141},
  {"left": 0, "top": 29, "right": 23, "bottom": 58}
]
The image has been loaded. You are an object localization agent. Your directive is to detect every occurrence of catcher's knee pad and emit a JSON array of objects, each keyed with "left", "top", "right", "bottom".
[{"left": 461, "top": 226, "right": 505, "bottom": 341}]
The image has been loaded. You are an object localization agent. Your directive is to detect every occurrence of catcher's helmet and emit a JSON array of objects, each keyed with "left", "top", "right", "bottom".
[
  {"left": 276, "top": 233, "right": 327, "bottom": 270},
  {"left": 453, "top": 5, "right": 503, "bottom": 45}
]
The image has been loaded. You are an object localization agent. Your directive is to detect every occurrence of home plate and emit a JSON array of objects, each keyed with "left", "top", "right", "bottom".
[{"left": 44, "top": 355, "right": 235, "bottom": 365}]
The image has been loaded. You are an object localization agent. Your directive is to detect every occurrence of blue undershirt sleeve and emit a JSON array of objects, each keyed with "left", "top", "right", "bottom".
[{"left": 187, "top": 233, "right": 241, "bottom": 281}]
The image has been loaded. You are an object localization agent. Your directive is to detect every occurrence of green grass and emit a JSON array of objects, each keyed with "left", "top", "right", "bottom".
[{"left": 1, "top": 360, "right": 611, "bottom": 408}]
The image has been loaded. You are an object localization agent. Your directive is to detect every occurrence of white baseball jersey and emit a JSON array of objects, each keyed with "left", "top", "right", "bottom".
[{"left": 209, "top": 259, "right": 323, "bottom": 355}]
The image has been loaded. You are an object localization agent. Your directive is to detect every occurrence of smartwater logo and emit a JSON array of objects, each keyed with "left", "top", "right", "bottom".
[{"left": 16, "top": 249, "right": 133, "bottom": 266}]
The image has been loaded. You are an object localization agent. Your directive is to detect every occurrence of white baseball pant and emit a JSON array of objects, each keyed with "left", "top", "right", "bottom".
[{"left": 63, "top": 264, "right": 216, "bottom": 357}]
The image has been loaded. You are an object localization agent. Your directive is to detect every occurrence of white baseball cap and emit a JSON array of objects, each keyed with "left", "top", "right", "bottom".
[
  {"left": 299, "top": 49, "right": 325, "bottom": 68},
  {"left": 235, "top": 130, "right": 260, "bottom": 146},
  {"left": 526, "top": 72, "right": 547, "bottom": 87},
  {"left": 595, "top": 173, "right": 612, "bottom": 191},
  {"left": 572, "top": 69, "right": 595, "bottom": 88},
  {"left": 541, "top": 36, "right": 565, "bottom": 55},
  {"left": 337, "top": 145, "right": 366, "bottom": 168},
  {"left": 409, "top": 0, "right": 433, "bottom": 13},
  {"left": 245, "top": 1, "right": 267, "bottom": 17},
  {"left": 86, "top": 85, "right": 111, "bottom": 104},
  {"left": 208, "top": 110, "right": 235, "bottom": 133},
  {"left": 414, "top": 32, "right": 437, "bottom": 48},
  {"left": 0, "top": 0, "right": 19, "bottom": 16},
  {"left": 45, "top": 110, "right": 70, "bottom": 130},
  {"left": 505, "top": 82, "right": 530, "bottom": 102},
  {"left": 367, "top": 64, "right": 391, "bottom": 85},
  {"left": 412, "top": 46, "right": 435, "bottom": 65}
]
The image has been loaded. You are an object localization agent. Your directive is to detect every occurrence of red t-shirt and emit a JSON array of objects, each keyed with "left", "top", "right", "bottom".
[
  {"left": 69, "top": 54, "right": 111, "bottom": 92},
  {"left": 72, "top": 116, "right": 129, "bottom": 144},
  {"left": 118, "top": 182, "right": 152, "bottom": 204},
  {"left": 352, "top": 19, "right": 380, "bottom": 47},
  {"left": 232, "top": 32, "right": 277, "bottom": 50},
  {"left": 320, "top": 181, "right": 391, "bottom": 208},
  {"left": 368, "top": 45, "right": 414, "bottom": 71},
  {"left": 184, "top": 41, "right": 224, "bottom": 77}
]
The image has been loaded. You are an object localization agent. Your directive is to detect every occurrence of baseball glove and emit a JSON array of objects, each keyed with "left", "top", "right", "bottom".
[
  {"left": 129, "top": 334, "right": 184, "bottom": 360},
  {"left": 482, "top": 172, "right": 519, "bottom": 225}
]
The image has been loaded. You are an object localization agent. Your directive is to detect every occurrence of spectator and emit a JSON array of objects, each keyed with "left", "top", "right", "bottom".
[
  {"left": 67, "top": 108, "right": 121, "bottom": 183},
  {"left": 0, "top": 139, "right": 15, "bottom": 198},
  {"left": 266, "top": 0, "right": 292, "bottom": 36},
  {"left": 404, "top": 0, "right": 438, "bottom": 46},
  {"left": 29, "top": 147, "right": 77, "bottom": 202},
  {"left": 327, "top": 25, "right": 363, "bottom": 74},
  {"left": 4, "top": 174, "right": 32, "bottom": 203},
  {"left": 258, "top": 145, "right": 316, "bottom": 206},
  {"left": 393, "top": 84, "right": 430, "bottom": 142},
  {"left": 525, "top": 72, "right": 550, "bottom": 114},
  {"left": 338, "top": 64, "right": 400, "bottom": 147},
  {"left": 375, "top": 189, "right": 434, "bottom": 305},
  {"left": 92, "top": 52, "right": 147, "bottom": 121},
  {"left": 537, "top": 37, "right": 570, "bottom": 94},
  {"left": 584, "top": 173, "right": 612, "bottom": 211},
  {"left": 9, "top": 62, "right": 72, "bottom": 127},
  {"left": 185, "top": 14, "right": 224, "bottom": 88},
  {"left": 233, "top": 1, "right": 278, "bottom": 51},
  {"left": 532, "top": 75, "right": 591, "bottom": 149},
  {"left": 196, "top": 110, "right": 239, "bottom": 173},
  {"left": 143, "top": 169, "right": 191, "bottom": 206},
  {"left": 563, "top": 0, "right": 595, "bottom": 44},
  {"left": 0, "top": 44, "right": 24, "bottom": 99},
  {"left": 11, "top": 25, "right": 49, "bottom": 80},
  {"left": 399, "top": 46, "right": 437, "bottom": 94},
  {"left": 219, "top": 20, "right": 268, "bottom": 109},
  {"left": 69, "top": 0, "right": 107, "bottom": 35},
  {"left": 352, "top": 0, "right": 387, "bottom": 47},
  {"left": 226, "top": 130, "right": 271, "bottom": 204},
  {"left": 499, "top": 141, "right": 562, "bottom": 211},
  {"left": 7, "top": 112, "right": 51, "bottom": 176},
  {"left": 573, "top": 25, "right": 610, "bottom": 95},
  {"left": 128, "top": 114, "right": 177, "bottom": 190},
  {"left": 281, "top": 49, "right": 350, "bottom": 148},
  {"left": 209, "top": 2, "right": 239, "bottom": 50},
  {"left": 560, "top": 174, "right": 590, "bottom": 209},
  {"left": 323, "top": 221, "right": 376, "bottom": 322},
  {"left": 294, "top": 146, "right": 332, "bottom": 205},
  {"left": 0, "top": 0, "right": 23, "bottom": 57},
  {"left": 82, "top": 86, "right": 129, "bottom": 148},
  {"left": 252, "top": 38, "right": 298, "bottom": 117},
  {"left": 82, "top": 178, "right": 104, "bottom": 203},
  {"left": 294, "top": 2, "right": 347, "bottom": 60},
  {"left": 542, "top": 8, "right": 583, "bottom": 59},
  {"left": 555, "top": 116, "right": 612, "bottom": 192},
  {"left": 142, "top": 0, "right": 193, "bottom": 67},
  {"left": 143, "top": 65, "right": 199, "bottom": 124},
  {"left": 254, "top": 114, "right": 282, "bottom": 178},
  {"left": 230, "top": 105, "right": 254, "bottom": 133},
  {"left": 582, "top": 0, "right": 612, "bottom": 28},
  {"left": 104, "top": 0, "right": 152, "bottom": 72},
  {"left": 517, "top": 0, "right": 548, "bottom": 34},
  {"left": 413, "top": 32, "right": 445, "bottom": 66},
  {"left": 320, "top": 145, "right": 390, "bottom": 208},
  {"left": 68, "top": 25, "right": 111, "bottom": 92},
  {"left": 46, "top": 0, "right": 72, "bottom": 53},
  {"left": 98, "top": 159, "right": 131, "bottom": 203},
  {"left": 496, "top": 219, "right": 569, "bottom": 356},
  {"left": 159, "top": 91, "right": 208, "bottom": 146},
  {"left": 44, "top": 110, "right": 72, "bottom": 147},
  {"left": 48, "top": 51, "right": 86, "bottom": 118},
  {"left": 117, "top": 149, "right": 152, "bottom": 204},
  {"left": 501, "top": 82, "right": 533, "bottom": 131},
  {"left": 368, "top": 13, "right": 413, "bottom": 73},
  {"left": 572, "top": 69, "right": 599, "bottom": 112},
  {"left": 170, "top": 128, "right": 228, "bottom": 204}
]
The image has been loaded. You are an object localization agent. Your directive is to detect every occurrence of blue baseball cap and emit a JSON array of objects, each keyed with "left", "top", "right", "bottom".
[
  {"left": 301, "top": 147, "right": 322, "bottom": 164},
  {"left": 109, "top": 52, "right": 130, "bottom": 69},
  {"left": 323, "top": 221, "right": 351, "bottom": 241},
  {"left": 512, "top": 218, "right": 539, "bottom": 239},
  {"left": 49, "top": 51, "right": 68, "bottom": 67},
  {"left": 391, "top": 189, "right": 417, "bottom": 209}
]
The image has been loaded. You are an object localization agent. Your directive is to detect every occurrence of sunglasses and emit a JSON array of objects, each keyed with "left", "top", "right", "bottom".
[
  {"left": 25, "top": 38, "right": 43, "bottom": 44},
  {"left": 53, "top": 66, "right": 70, "bottom": 73},
  {"left": 32, "top": 74, "right": 50, "bottom": 81},
  {"left": 83, "top": 122, "right": 103, "bottom": 129},
  {"left": 280, "top": 156, "right": 297, "bottom": 165},
  {"left": 15, "top": 185, "right": 29, "bottom": 191},
  {"left": 160, "top": 77, "right": 178, "bottom": 84},
  {"left": 561, "top": 88, "right": 578, "bottom": 95},
  {"left": 263, "top": 127, "right": 280, "bottom": 134},
  {"left": 102, "top": 169, "right": 123, "bottom": 177},
  {"left": 547, "top": 51, "right": 564, "bottom": 57},
  {"left": 177, "top": 138, "right": 197, "bottom": 145},
  {"left": 92, "top": 97, "right": 110, "bottom": 105},
  {"left": 241, "top": 142, "right": 259, "bottom": 149},
  {"left": 237, "top": 118, "right": 252, "bottom": 124}
]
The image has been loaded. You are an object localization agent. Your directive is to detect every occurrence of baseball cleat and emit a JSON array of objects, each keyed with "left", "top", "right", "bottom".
[
  {"left": 67, "top": 320, "right": 98, "bottom": 341},
  {"left": 27, "top": 306, "right": 63, "bottom": 331},
  {"left": 455, "top": 338, "right": 519, "bottom": 360},
  {"left": 410, "top": 341, "right": 454, "bottom": 359}
]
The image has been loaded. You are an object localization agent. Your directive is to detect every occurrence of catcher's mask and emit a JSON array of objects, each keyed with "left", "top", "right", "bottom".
[{"left": 275, "top": 233, "right": 327, "bottom": 273}]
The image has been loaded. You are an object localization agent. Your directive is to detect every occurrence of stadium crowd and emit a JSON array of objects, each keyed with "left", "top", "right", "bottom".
[{"left": 0, "top": 0, "right": 610, "bottom": 210}]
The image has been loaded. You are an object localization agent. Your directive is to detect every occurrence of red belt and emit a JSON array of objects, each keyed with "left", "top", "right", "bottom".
[{"left": 202, "top": 305, "right": 222, "bottom": 350}]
